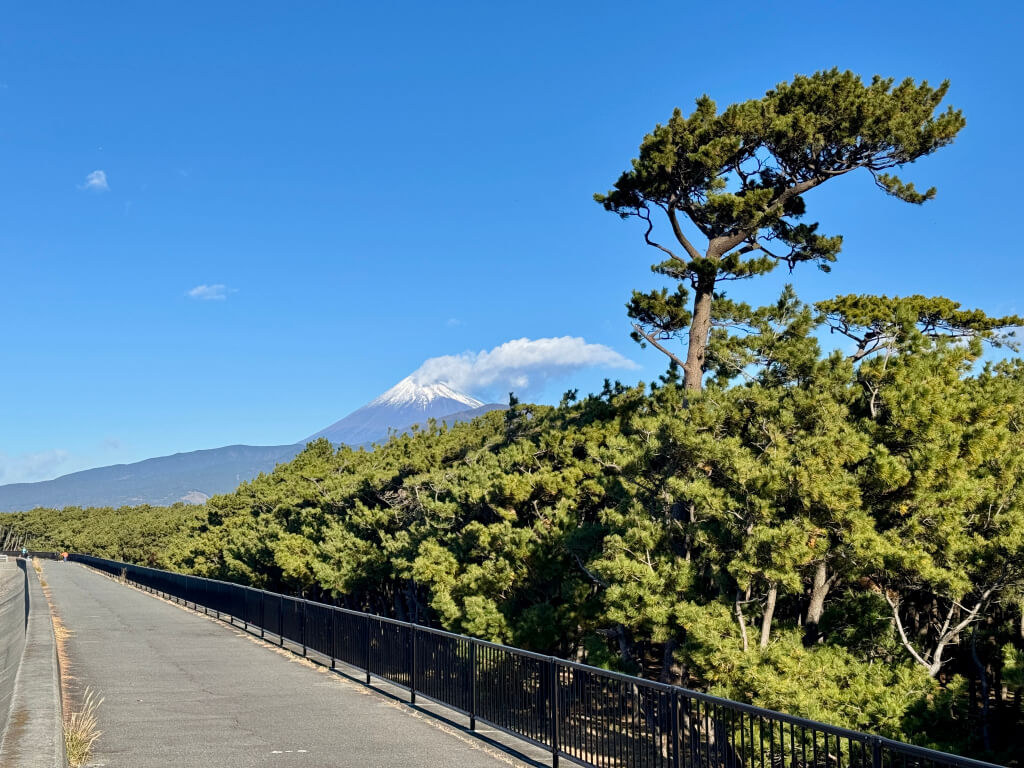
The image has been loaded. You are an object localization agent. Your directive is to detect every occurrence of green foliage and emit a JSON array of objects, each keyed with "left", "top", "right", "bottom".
[
  {"left": 817, "top": 294, "right": 1022, "bottom": 360},
  {"left": 1002, "top": 644, "right": 1024, "bottom": 691},
  {"left": 597, "top": 69, "right": 964, "bottom": 390},
  {"left": 13, "top": 325, "right": 1024, "bottom": 759},
  {"left": 5, "top": 503, "right": 201, "bottom": 565}
]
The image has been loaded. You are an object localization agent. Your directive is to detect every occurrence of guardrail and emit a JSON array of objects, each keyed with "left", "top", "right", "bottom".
[{"left": 71, "top": 554, "right": 1003, "bottom": 768}]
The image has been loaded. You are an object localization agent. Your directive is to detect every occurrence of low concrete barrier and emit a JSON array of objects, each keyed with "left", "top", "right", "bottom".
[
  {"left": 0, "top": 562, "right": 26, "bottom": 743},
  {"left": 0, "top": 561, "right": 65, "bottom": 767}
]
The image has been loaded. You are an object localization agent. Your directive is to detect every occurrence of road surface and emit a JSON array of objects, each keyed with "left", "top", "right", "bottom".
[{"left": 41, "top": 561, "right": 526, "bottom": 768}]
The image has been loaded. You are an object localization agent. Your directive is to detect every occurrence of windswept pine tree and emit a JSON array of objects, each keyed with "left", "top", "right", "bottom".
[{"left": 596, "top": 70, "right": 965, "bottom": 391}]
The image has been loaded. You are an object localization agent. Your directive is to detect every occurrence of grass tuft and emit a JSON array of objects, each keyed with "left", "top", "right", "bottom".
[{"left": 64, "top": 687, "right": 103, "bottom": 767}]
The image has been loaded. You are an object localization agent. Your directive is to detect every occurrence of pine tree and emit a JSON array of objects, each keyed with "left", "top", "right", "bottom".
[{"left": 596, "top": 69, "right": 964, "bottom": 391}]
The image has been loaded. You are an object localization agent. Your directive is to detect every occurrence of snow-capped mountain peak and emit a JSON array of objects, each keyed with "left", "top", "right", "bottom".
[
  {"left": 371, "top": 377, "right": 484, "bottom": 410},
  {"left": 304, "top": 376, "right": 497, "bottom": 446}
]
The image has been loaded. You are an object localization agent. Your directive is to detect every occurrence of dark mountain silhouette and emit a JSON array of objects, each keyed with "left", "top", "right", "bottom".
[{"left": 0, "top": 444, "right": 303, "bottom": 512}]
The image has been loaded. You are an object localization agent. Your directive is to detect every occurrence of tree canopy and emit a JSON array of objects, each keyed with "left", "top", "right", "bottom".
[{"left": 597, "top": 69, "right": 966, "bottom": 391}]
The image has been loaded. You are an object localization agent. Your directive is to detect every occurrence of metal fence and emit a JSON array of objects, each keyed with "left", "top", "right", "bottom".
[{"left": 70, "top": 554, "right": 1003, "bottom": 768}]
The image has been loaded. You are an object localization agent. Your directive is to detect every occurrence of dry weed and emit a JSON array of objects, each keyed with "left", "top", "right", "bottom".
[{"left": 64, "top": 687, "right": 103, "bottom": 767}]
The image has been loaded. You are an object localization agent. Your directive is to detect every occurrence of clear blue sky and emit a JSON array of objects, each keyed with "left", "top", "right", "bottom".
[{"left": 1, "top": 1, "right": 1020, "bottom": 483}]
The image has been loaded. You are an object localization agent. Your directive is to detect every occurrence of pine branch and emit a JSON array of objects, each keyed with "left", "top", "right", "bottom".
[{"left": 632, "top": 323, "right": 687, "bottom": 368}]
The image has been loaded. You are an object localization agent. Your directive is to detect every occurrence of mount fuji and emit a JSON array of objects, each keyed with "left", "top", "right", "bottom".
[
  {"left": 306, "top": 377, "right": 500, "bottom": 445},
  {"left": 0, "top": 378, "right": 503, "bottom": 512}
]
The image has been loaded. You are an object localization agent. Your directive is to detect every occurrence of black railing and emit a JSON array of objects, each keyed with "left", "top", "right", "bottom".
[{"left": 70, "top": 555, "right": 1003, "bottom": 768}]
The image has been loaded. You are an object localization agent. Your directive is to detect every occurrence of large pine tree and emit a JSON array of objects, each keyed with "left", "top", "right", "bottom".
[{"left": 597, "top": 69, "right": 965, "bottom": 391}]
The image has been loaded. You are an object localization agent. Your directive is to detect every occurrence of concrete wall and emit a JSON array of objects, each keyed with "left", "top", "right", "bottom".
[
  {"left": 0, "top": 560, "right": 65, "bottom": 768},
  {"left": 0, "top": 562, "right": 65, "bottom": 767},
  {"left": 0, "top": 562, "right": 26, "bottom": 744}
]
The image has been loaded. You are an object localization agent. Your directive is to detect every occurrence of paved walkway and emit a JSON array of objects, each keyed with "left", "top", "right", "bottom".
[{"left": 41, "top": 562, "right": 523, "bottom": 768}]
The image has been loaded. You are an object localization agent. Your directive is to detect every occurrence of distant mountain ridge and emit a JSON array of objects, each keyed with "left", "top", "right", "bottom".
[
  {"left": 0, "top": 444, "right": 304, "bottom": 512},
  {"left": 0, "top": 378, "right": 504, "bottom": 512}
]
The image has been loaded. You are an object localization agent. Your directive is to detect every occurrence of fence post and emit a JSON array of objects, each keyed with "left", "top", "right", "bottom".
[
  {"left": 671, "top": 691, "right": 680, "bottom": 768},
  {"left": 260, "top": 591, "right": 265, "bottom": 639},
  {"left": 549, "top": 659, "right": 560, "bottom": 768},
  {"left": 330, "top": 609, "right": 337, "bottom": 671},
  {"left": 410, "top": 625, "right": 417, "bottom": 705},
  {"left": 278, "top": 598, "right": 284, "bottom": 647},
  {"left": 365, "top": 616, "right": 372, "bottom": 685},
  {"left": 872, "top": 737, "right": 883, "bottom": 768},
  {"left": 301, "top": 601, "right": 307, "bottom": 657},
  {"left": 469, "top": 641, "right": 477, "bottom": 731}
]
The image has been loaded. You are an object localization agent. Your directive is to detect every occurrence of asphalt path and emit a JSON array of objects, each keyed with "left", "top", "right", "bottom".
[{"left": 41, "top": 562, "right": 523, "bottom": 768}]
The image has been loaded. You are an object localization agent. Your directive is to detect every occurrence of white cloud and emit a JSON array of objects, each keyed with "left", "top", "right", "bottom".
[
  {"left": 410, "top": 336, "right": 638, "bottom": 396},
  {"left": 187, "top": 284, "right": 231, "bottom": 301},
  {"left": 80, "top": 170, "right": 109, "bottom": 191},
  {"left": 0, "top": 449, "right": 71, "bottom": 485}
]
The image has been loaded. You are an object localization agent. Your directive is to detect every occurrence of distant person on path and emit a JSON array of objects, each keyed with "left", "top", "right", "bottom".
[
  {"left": 20, "top": 546, "right": 26, "bottom": 559},
  {"left": 61, "top": 551, "right": 68, "bottom": 562}
]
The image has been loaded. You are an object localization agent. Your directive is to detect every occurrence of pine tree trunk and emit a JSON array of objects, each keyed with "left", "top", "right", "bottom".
[
  {"left": 683, "top": 277, "right": 714, "bottom": 392},
  {"left": 760, "top": 583, "right": 778, "bottom": 650},
  {"left": 659, "top": 637, "right": 681, "bottom": 685},
  {"left": 735, "top": 590, "right": 750, "bottom": 653},
  {"left": 804, "top": 561, "right": 831, "bottom": 644},
  {"left": 971, "top": 630, "right": 992, "bottom": 753},
  {"left": 928, "top": 637, "right": 952, "bottom": 678},
  {"left": 614, "top": 624, "right": 636, "bottom": 669}
]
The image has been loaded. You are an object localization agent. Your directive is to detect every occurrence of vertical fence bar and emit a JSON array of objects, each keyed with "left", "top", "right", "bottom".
[
  {"left": 365, "top": 615, "right": 371, "bottom": 685},
  {"left": 410, "top": 624, "right": 417, "bottom": 705},
  {"left": 872, "top": 737, "right": 883, "bottom": 768},
  {"left": 469, "top": 641, "right": 477, "bottom": 731},
  {"left": 549, "top": 658, "right": 560, "bottom": 768},
  {"left": 330, "top": 608, "right": 337, "bottom": 670},
  {"left": 278, "top": 597, "right": 284, "bottom": 647},
  {"left": 671, "top": 690, "right": 681, "bottom": 768},
  {"left": 260, "top": 591, "right": 265, "bottom": 639},
  {"left": 301, "top": 600, "right": 307, "bottom": 657}
]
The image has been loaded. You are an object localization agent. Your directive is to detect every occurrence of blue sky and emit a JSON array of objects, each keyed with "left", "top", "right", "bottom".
[{"left": 1, "top": 1, "right": 1020, "bottom": 483}]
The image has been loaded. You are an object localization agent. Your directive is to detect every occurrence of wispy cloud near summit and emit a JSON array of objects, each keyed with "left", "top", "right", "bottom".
[{"left": 410, "top": 336, "right": 637, "bottom": 397}]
